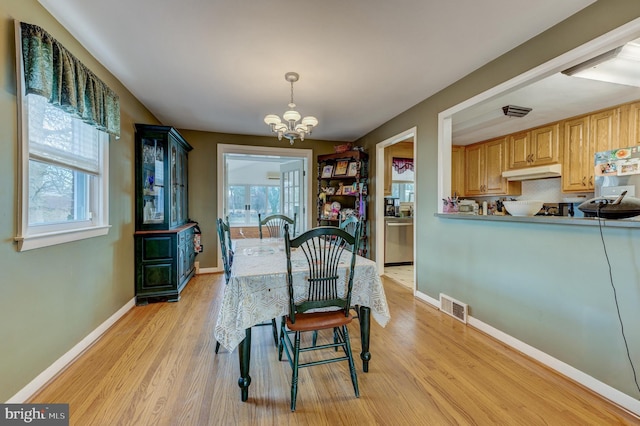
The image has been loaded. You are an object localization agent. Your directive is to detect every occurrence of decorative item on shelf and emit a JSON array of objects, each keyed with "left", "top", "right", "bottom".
[
  {"left": 330, "top": 201, "right": 341, "bottom": 220},
  {"left": 263, "top": 72, "right": 318, "bottom": 145},
  {"left": 336, "top": 183, "right": 344, "bottom": 195},
  {"left": 334, "top": 160, "right": 349, "bottom": 176},
  {"left": 334, "top": 143, "right": 352, "bottom": 153},
  {"left": 321, "top": 186, "right": 335, "bottom": 195},
  {"left": 340, "top": 208, "right": 356, "bottom": 221},
  {"left": 321, "top": 165, "right": 333, "bottom": 178},
  {"left": 347, "top": 161, "right": 359, "bottom": 177}
]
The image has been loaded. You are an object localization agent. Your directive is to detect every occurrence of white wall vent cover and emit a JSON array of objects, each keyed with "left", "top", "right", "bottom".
[
  {"left": 439, "top": 293, "right": 468, "bottom": 323},
  {"left": 266, "top": 171, "right": 280, "bottom": 180}
]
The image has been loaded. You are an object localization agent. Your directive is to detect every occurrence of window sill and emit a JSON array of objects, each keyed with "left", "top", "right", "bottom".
[{"left": 15, "top": 225, "right": 112, "bottom": 251}]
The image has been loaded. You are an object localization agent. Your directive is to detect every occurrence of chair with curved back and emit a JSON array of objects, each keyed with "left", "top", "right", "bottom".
[
  {"left": 339, "top": 215, "right": 360, "bottom": 248},
  {"left": 215, "top": 217, "right": 232, "bottom": 354},
  {"left": 215, "top": 217, "right": 279, "bottom": 354},
  {"left": 278, "top": 222, "right": 361, "bottom": 411},
  {"left": 258, "top": 213, "right": 297, "bottom": 239}
]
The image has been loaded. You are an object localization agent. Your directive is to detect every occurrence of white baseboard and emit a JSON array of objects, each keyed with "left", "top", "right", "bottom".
[
  {"left": 197, "top": 267, "right": 219, "bottom": 274},
  {"left": 6, "top": 297, "right": 136, "bottom": 403},
  {"left": 415, "top": 290, "right": 639, "bottom": 416},
  {"left": 415, "top": 290, "right": 439, "bottom": 307}
]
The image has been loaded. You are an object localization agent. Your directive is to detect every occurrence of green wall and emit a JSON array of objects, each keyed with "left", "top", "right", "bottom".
[
  {"left": 0, "top": 0, "right": 159, "bottom": 401},
  {"left": 356, "top": 0, "right": 640, "bottom": 399}
]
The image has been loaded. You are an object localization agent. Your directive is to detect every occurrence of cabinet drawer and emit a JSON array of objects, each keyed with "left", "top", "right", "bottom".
[{"left": 141, "top": 236, "right": 174, "bottom": 260}]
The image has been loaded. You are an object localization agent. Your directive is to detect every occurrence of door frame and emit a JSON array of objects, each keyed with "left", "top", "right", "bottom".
[
  {"left": 375, "top": 127, "right": 417, "bottom": 292},
  {"left": 217, "top": 144, "right": 313, "bottom": 233}
]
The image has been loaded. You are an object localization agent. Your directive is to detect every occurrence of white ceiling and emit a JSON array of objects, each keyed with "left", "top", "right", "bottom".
[
  {"left": 452, "top": 60, "right": 640, "bottom": 145},
  {"left": 38, "top": 0, "right": 596, "bottom": 142}
]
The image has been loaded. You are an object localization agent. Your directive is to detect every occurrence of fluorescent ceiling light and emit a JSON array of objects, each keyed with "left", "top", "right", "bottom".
[{"left": 562, "top": 38, "right": 640, "bottom": 87}]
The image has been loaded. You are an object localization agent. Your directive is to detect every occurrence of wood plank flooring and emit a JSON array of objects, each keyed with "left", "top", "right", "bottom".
[{"left": 30, "top": 273, "right": 639, "bottom": 425}]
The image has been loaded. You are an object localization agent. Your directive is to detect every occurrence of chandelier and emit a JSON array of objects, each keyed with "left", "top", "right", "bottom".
[{"left": 264, "top": 72, "right": 318, "bottom": 144}]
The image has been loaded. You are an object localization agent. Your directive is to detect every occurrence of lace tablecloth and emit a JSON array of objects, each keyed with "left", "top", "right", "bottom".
[{"left": 214, "top": 238, "right": 391, "bottom": 351}]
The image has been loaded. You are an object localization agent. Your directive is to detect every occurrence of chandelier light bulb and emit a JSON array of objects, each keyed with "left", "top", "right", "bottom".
[
  {"left": 283, "top": 109, "right": 301, "bottom": 122},
  {"left": 263, "top": 72, "right": 318, "bottom": 144}
]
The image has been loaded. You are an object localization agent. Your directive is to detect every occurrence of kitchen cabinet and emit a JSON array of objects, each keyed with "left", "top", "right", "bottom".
[
  {"left": 465, "top": 137, "right": 520, "bottom": 196},
  {"left": 134, "top": 124, "right": 196, "bottom": 305},
  {"left": 621, "top": 101, "right": 640, "bottom": 146},
  {"left": 562, "top": 108, "right": 620, "bottom": 192},
  {"left": 507, "top": 123, "right": 560, "bottom": 169},
  {"left": 451, "top": 145, "right": 465, "bottom": 197},
  {"left": 562, "top": 116, "right": 589, "bottom": 192},
  {"left": 317, "top": 150, "right": 368, "bottom": 256}
]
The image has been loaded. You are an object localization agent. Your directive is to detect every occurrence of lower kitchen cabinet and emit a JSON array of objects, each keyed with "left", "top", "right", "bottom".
[{"left": 134, "top": 223, "right": 196, "bottom": 305}]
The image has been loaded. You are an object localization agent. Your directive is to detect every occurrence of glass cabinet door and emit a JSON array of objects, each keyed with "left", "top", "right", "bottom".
[
  {"left": 170, "top": 143, "right": 178, "bottom": 227},
  {"left": 141, "top": 138, "right": 165, "bottom": 226}
]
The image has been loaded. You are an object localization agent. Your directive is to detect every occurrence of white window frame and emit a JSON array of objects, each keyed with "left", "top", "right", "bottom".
[{"left": 14, "top": 24, "right": 110, "bottom": 251}]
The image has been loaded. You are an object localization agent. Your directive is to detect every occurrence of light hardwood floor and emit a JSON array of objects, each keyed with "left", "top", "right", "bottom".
[{"left": 31, "top": 273, "right": 638, "bottom": 425}]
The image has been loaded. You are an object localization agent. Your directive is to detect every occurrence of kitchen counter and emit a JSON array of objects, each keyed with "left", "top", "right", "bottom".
[{"left": 436, "top": 212, "right": 640, "bottom": 228}]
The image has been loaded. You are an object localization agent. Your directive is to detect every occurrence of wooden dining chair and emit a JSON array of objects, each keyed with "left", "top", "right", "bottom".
[
  {"left": 278, "top": 223, "right": 361, "bottom": 411},
  {"left": 215, "top": 217, "right": 279, "bottom": 354},
  {"left": 258, "top": 213, "right": 297, "bottom": 239}
]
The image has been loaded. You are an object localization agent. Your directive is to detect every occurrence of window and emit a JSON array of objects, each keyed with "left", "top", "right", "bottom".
[
  {"left": 16, "top": 94, "right": 109, "bottom": 251},
  {"left": 15, "top": 22, "right": 116, "bottom": 251},
  {"left": 227, "top": 184, "right": 281, "bottom": 225},
  {"left": 391, "top": 182, "right": 415, "bottom": 203}
]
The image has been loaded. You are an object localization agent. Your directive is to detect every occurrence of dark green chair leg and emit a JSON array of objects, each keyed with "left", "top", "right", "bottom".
[
  {"left": 271, "top": 318, "right": 279, "bottom": 347},
  {"left": 291, "top": 331, "right": 301, "bottom": 411},
  {"left": 215, "top": 341, "right": 220, "bottom": 354},
  {"left": 343, "top": 325, "right": 360, "bottom": 397}
]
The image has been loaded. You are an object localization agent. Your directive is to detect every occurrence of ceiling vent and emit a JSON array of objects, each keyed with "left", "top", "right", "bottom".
[{"left": 502, "top": 105, "right": 532, "bottom": 118}]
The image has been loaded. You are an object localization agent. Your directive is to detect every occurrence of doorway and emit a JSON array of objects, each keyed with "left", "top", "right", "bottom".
[
  {"left": 375, "top": 128, "right": 417, "bottom": 292},
  {"left": 217, "top": 144, "right": 313, "bottom": 238}
]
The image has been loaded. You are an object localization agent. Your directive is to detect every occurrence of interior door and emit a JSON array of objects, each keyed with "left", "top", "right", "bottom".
[{"left": 280, "top": 160, "right": 305, "bottom": 233}]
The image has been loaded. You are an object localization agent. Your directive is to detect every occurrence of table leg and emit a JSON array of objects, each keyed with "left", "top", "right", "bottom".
[
  {"left": 358, "top": 306, "right": 371, "bottom": 372},
  {"left": 238, "top": 328, "right": 251, "bottom": 401}
]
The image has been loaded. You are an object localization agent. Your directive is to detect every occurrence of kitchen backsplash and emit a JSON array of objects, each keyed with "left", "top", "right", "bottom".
[{"left": 471, "top": 177, "right": 592, "bottom": 202}]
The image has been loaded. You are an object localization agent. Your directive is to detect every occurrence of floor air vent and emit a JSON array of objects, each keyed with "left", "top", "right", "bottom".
[{"left": 439, "top": 294, "right": 468, "bottom": 324}]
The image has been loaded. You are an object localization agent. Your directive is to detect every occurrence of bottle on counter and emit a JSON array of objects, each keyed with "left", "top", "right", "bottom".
[{"left": 482, "top": 201, "right": 488, "bottom": 216}]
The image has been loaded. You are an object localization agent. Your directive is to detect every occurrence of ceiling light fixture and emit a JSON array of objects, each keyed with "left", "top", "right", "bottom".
[
  {"left": 264, "top": 72, "right": 318, "bottom": 144},
  {"left": 561, "top": 38, "right": 640, "bottom": 87}
]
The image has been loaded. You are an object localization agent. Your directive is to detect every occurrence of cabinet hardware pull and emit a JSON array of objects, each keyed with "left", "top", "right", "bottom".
[
  {"left": 589, "top": 176, "right": 593, "bottom": 186},
  {"left": 582, "top": 176, "right": 586, "bottom": 186}
]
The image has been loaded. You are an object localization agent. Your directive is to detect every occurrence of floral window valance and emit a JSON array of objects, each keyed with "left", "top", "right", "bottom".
[
  {"left": 392, "top": 157, "right": 413, "bottom": 174},
  {"left": 20, "top": 22, "right": 120, "bottom": 138}
]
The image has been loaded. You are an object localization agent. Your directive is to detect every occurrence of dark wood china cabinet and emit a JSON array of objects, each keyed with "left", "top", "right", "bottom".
[{"left": 134, "top": 124, "right": 196, "bottom": 305}]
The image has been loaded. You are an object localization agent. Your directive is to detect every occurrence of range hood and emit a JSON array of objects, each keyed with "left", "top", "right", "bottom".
[{"left": 502, "top": 164, "right": 562, "bottom": 181}]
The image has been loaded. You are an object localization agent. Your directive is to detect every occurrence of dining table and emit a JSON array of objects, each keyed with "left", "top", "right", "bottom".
[{"left": 214, "top": 237, "right": 391, "bottom": 402}]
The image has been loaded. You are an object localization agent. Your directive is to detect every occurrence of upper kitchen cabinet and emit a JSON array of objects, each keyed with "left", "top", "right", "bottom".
[
  {"left": 562, "top": 107, "right": 620, "bottom": 192},
  {"left": 465, "top": 137, "right": 520, "bottom": 196},
  {"left": 621, "top": 101, "right": 640, "bottom": 146},
  {"left": 135, "top": 124, "right": 193, "bottom": 230},
  {"left": 451, "top": 145, "right": 465, "bottom": 197},
  {"left": 507, "top": 123, "right": 560, "bottom": 170},
  {"left": 562, "top": 116, "right": 589, "bottom": 192}
]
